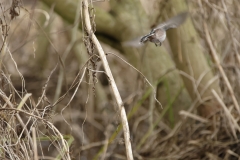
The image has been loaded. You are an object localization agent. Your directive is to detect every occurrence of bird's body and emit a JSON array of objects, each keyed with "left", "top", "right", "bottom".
[
  {"left": 141, "top": 28, "right": 166, "bottom": 46},
  {"left": 123, "top": 12, "right": 188, "bottom": 47}
]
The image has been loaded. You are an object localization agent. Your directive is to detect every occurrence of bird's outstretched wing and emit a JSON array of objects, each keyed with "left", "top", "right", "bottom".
[
  {"left": 122, "top": 36, "right": 145, "bottom": 48},
  {"left": 122, "top": 32, "right": 155, "bottom": 47},
  {"left": 154, "top": 12, "right": 188, "bottom": 31}
]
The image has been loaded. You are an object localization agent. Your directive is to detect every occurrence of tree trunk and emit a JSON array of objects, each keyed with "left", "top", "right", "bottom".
[{"left": 166, "top": 0, "right": 222, "bottom": 117}]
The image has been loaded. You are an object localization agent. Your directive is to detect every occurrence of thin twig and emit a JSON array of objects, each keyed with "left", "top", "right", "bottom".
[
  {"left": 32, "top": 127, "right": 38, "bottom": 160},
  {"left": 82, "top": 0, "right": 134, "bottom": 159},
  {"left": 106, "top": 52, "right": 162, "bottom": 108},
  {"left": 221, "top": 0, "right": 240, "bottom": 65},
  {"left": 212, "top": 90, "right": 240, "bottom": 139},
  {"left": 198, "top": 0, "right": 240, "bottom": 115},
  {"left": 0, "top": 92, "right": 34, "bottom": 148},
  {"left": 204, "top": 19, "right": 240, "bottom": 114}
]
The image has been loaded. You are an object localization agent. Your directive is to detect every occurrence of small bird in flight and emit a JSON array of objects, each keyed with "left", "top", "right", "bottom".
[{"left": 123, "top": 12, "right": 188, "bottom": 47}]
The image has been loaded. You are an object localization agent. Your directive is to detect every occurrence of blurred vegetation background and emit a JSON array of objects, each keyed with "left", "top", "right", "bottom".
[{"left": 0, "top": 0, "right": 240, "bottom": 159}]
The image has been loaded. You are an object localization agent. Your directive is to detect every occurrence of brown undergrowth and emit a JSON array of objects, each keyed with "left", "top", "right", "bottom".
[{"left": 0, "top": 0, "right": 240, "bottom": 159}]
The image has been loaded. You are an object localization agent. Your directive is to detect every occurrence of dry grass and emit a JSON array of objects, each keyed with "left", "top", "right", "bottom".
[{"left": 0, "top": 0, "right": 240, "bottom": 159}]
